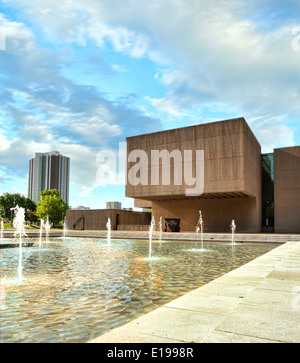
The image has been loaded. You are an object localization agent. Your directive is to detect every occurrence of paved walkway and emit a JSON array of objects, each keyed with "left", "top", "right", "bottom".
[{"left": 90, "top": 241, "right": 300, "bottom": 343}]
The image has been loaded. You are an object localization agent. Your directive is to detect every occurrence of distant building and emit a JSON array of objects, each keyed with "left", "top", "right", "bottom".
[
  {"left": 28, "top": 151, "right": 70, "bottom": 204},
  {"left": 106, "top": 201, "right": 122, "bottom": 209},
  {"left": 71, "top": 206, "right": 91, "bottom": 210},
  {"left": 66, "top": 208, "right": 151, "bottom": 231}
]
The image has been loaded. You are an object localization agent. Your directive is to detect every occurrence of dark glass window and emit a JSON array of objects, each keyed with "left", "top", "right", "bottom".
[{"left": 261, "top": 153, "right": 274, "bottom": 230}]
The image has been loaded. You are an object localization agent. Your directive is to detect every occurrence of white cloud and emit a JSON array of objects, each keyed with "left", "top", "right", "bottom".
[
  {"left": 0, "top": 11, "right": 162, "bottom": 201},
  {"left": 1, "top": 0, "right": 299, "bottom": 203},
  {"left": 0, "top": 131, "right": 11, "bottom": 152},
  {"left": 248, "top": 116, "right": 296, "bottom": 153},
  {"left": 0, "top": 13, "right": 34, "bottom": 50}
]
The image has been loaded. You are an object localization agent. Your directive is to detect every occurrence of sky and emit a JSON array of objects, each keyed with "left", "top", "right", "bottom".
[{"left": 0, "top": 0, "right": 299, "bottom": 209}]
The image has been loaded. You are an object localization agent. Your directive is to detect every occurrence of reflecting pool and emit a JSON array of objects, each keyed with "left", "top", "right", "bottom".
[{"left": 0, "top": 238, "right": 279, "bottom": 343}]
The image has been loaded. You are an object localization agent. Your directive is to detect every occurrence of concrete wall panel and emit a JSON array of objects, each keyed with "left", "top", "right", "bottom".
[{"left": 274, "top": 147, "right": 300, "bottom": 233}]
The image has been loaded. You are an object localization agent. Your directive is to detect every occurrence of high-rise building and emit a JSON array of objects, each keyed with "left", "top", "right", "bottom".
[{"left": 28, "top": 151, "right": 70, "bottom": 204}]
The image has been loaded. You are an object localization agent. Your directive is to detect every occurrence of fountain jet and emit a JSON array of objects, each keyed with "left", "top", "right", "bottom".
[
  {"left": 231, "top": 220, "right": 237, "bottom": 245},
  {"left": 106, "top": 218, "right": 111, "bottom": 246},
  {"left": 149, "top": 216, "right": 155, "bottom": 258},
  {"left": 63, "top": 217, "right": 68, "bottom": 238},
  {"left": 44, "top": 215, "right": 52, "bottom": 243},
  {"left": 38, "top": 219, "right": 44, "bottom": 249},
  {"left": 196, "top": 211, "right": 204, "bottom": 250},
  {"left": 12, "top": 206, "right": 27, "bottom": 284},
  {"left": 158, "top": 216, "right": 163, "bottom": 243},
  {"left": 0, "top": 219, "right": 3, "bottom": 240}
]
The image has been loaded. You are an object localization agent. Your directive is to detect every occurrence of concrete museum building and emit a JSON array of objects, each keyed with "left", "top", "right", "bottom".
[{"left": 126, "top": 117, "right": 300, "bottom": 234}]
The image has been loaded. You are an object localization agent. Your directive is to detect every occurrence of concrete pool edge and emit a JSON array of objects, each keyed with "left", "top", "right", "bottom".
[
  {"left": 1, "top": 229, "right": 300, "bottom": 243},
  {"left": 89, "top": 241, "right": 300, "bottom": 343},
  {"left": 67, "top": 230, "right": 300, "bottom": 243}
]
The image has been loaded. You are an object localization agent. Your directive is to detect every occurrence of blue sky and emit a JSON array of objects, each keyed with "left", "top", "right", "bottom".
[{"left": 0, "top": 0, "right": 299, "bottom": 209}]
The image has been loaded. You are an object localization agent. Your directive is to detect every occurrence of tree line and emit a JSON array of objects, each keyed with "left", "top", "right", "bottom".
[{"left": 0, "top": 189, "right": 69, "bottom": 226}]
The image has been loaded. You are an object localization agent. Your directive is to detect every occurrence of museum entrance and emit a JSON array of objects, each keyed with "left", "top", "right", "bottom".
[{"left": 163, "top": 218, "right": 180, "bottom": 232}]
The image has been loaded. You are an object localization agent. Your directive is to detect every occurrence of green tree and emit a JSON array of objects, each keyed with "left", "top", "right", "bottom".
[
  {"left": 0, "top": 193, "right": 37, "bottom": 221},
  {"left": 26, "top": 210, "right": 38, "bottom": 224},
  {"left": 36, "top": 189, "right": 69, "bottom": 225}
]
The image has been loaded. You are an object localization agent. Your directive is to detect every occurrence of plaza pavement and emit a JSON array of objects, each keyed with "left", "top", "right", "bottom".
[{"left": 90, "top": 241, "right": 300, "bottom": 343}]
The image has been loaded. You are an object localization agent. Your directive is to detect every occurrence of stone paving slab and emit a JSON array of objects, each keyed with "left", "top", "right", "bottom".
[
  {"left": 202, "top": 330, "right": 279, "bottom": 343},
  {"left": 89, "top": 241, "right": 300, "bottom": 343},
  {"left": 215, "top": 303, "right": 300, "bottom": 343}
]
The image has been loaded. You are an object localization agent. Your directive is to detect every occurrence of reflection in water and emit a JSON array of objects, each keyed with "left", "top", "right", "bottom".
[{"left": 0, "top": 238, "right": 278, "bottom": 343}]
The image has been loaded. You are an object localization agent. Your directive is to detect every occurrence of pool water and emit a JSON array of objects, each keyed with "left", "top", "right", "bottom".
[{"left": 0, "top": 238, "right": 279, "bottom": 343}]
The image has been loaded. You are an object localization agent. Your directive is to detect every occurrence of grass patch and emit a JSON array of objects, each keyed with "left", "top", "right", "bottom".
[
  {"left": 25, "top": 225, "right": 40, "bottom": 229},
  {"left": 3, "top": 222, "right": 12, "bottom": 229}
]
